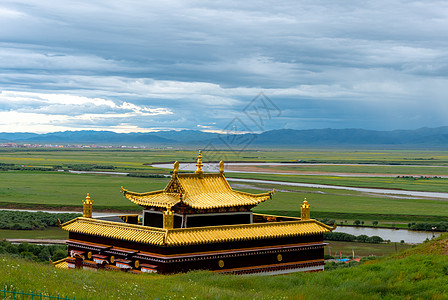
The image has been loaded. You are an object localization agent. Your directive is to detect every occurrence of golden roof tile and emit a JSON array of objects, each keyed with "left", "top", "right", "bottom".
[
  {"left": 122, "top": 173, "right": 272, "bottom": 209},
  {"left": 61, "top": 217, "right": 333, "bottom": 247},
  {"left": 61, "top": 217, "right": 167, "bottom": 245},
  {"left": 52, "top": 257, "right": 68, "bottom": 269}
]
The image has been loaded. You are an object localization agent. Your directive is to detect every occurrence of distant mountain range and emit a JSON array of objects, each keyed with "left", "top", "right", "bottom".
[{"left": 1, "top": 126, "right": 448, "bottom": 148}]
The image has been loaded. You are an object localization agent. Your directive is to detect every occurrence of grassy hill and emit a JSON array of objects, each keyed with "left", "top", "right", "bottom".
[{"left": 1, "top": 234, "right": 447, "bottom": 299}]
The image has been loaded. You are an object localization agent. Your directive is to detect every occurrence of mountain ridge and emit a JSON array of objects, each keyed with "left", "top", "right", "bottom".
[{"left": 1, "top": 126, "right": 448, "bottom": 148}]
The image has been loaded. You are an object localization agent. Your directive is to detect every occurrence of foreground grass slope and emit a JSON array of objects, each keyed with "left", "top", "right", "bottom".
[{"left": 1, "top": 234, "right": 447, "bottom": 299}]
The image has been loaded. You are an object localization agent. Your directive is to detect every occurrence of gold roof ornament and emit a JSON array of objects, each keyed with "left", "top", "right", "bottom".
[
  {"left": 195, "top": 150, "right": 203, "bottom": 175},
  {"left": 301, "top": 198, "right": 311, "bottom": 221},
  {"left": 83, "top": 193, "right": 93, "bottom": 218},
  {"left": 173, "top": 161, "right": 179, "bottom": 175},
  {"left": 84, "top": 193, "right": 92, "bottom": 204},
  {"left": 219, "top": 160, "right": 224, "bottom": 174}
]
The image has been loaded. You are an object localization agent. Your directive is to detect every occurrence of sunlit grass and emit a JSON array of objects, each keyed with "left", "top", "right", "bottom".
[{"left": 1, "top": 234, "right": 448, "bottom": 299}]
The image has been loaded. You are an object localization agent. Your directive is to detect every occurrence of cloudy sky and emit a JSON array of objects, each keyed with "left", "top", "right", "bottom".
[{"left": 1, "top": 0, "right": 448, "bottom": 133}]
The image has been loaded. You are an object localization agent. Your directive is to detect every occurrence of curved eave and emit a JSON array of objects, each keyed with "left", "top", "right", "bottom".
[
  {"left": 61, "top": 217, "right": 167, "bottom": 245},
  {"left": 122, "top": 189, "right": 180, "bottom": 208}
]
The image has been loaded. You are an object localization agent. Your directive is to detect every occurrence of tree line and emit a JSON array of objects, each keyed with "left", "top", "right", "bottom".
[
  {"left": 0, "top": 240, "right": 66, "bottom": 262},
  {"left": 324, "top": 232, "right": 384, "bottom": 243},
  {"left": 0, "top": 211, "right": 80, "bottom": 230},
  {"left": 408, "top": 222, "right": 448, "bottom": 232}
]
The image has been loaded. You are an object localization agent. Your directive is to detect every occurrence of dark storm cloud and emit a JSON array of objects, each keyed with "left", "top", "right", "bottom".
[{"left": 0, "top": 0, "right": 448, "bottom": 132}]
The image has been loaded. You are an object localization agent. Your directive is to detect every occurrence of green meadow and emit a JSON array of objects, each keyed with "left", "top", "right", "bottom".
[
  {"left": 0, "top": 227, "right": 68, "bottom": 240},
  {"left": 324, "top": 240, "right": 412, "bottom": 257},
  {"left": 1, "top": 148, "right": 448, "bottom": 167},
  {"left": 0, "top": 171, "right": 166, "bottom": 210},
  {"left": 1, "top": 233, "right": 447, "bottom": 299}
]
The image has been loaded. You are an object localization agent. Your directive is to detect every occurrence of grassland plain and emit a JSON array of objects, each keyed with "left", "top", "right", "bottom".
[
  {"left": 0, "top": 228, "right": 68, "bottom": 239},
  {"left": 323, "top": 240, "right": 412, "bottom": 257},
  {"left": 1, "top": 148, "right": 448, "bottom": 167},
  {"left": 1, "top": 233, "right": 447, "bottom": 299},
  {"left": 0, "top": 171, "right": 167, "bottom": 210}
]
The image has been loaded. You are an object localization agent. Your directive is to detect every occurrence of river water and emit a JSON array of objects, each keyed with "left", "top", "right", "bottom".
[{"left": 335, "top": 226, "right": 441, "bottom": 243}]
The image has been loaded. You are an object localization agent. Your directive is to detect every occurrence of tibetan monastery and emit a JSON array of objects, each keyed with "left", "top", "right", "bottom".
[{"left": 53, "top": 151, "right": 335, "bottom": 275}]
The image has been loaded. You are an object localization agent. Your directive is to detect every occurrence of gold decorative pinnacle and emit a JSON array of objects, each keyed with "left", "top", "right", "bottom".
[
  {"left": 83, "top": 193, "right": 93, "bottom": 218},
  {"left": 84, "top": 193, "right": 92, "bottom": 204},
  {"left": 173, "top": 161, "right": 179, "bottom": 175},
  {"left": 219, "top": 160, "right": 224, "bottom": 173},
  {"left": 302, "top": 198, "right": 309, "bottom": 208},
  {"left": 301, "top": 197, "right": 310, "bottom": 220},
  {"left": 195, "top": 150, "right": 203, "bottom": 174}
]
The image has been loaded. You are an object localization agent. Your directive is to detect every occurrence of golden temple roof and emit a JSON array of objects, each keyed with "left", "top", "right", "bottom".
[
  {"left": 122, "top": 162, "right": 272, "bottom": 209},
  {"left": 61, "top": 217, "right": 334, "bottom": 247}
]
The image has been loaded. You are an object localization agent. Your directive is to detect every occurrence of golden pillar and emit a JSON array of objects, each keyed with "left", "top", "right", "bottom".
[
  {"left": 301, "top": 198, "right": 310, "bottom": 220},
  {"left": 83, "top": 193, "right": 93, "bottom": 218},
  {"left": 163, "top": 206, "right": 174, "bottom": 229}
]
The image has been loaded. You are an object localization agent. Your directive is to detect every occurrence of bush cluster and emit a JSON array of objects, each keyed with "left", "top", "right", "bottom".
[
  {"left": 317, "top": 218, "right": 336, "bottom": 225},
  {"left": 0, "top": 240, "right": 67, "bottom": 262},
  {"left": 408, "top": 222, "right": 448, "bottom": 232},
  {"left": 62, "top": 164, "right": 115, "bottom": 171},
  {"left": 324, "top": 232, "right": 384, "bottom": 243},
  {"left": 0, "top": 163, "right": 52, "bottom": 172},
  {"left": 0, "top": 211, "right": 80, "bottom": 230}
]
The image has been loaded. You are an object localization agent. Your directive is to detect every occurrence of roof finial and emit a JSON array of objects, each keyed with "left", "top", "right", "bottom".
[
  {"left": 173, "top": 161, "right": 179, "bottom": 175},
  {"left": 301, "top": 198, "right": 310, "bottom": 221},
  {"left": 219, "top": 160, "right": 224, "bottom": 174},
  {"left": 195, "top": 150, "right": 203, "bottom": 175},
  {"left": 83, "top": 193, "right": 93, "bottom": 218}
]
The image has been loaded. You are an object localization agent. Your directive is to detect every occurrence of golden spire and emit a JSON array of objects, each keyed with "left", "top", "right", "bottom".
[
  {"left": 173, "top": 161, "right": 179, "bottom": 175},
  {"left": 301, "top": 198, "right": 310, "bottom": 220},
  {"left": 219, "top": 160, "right": 224, "bottom": 174},
  {"left": 83, "top": 193, "right": 93, "bottom": 218},
  {"left": 195, "top": 150, "right": 203, "bottom": 175}
]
